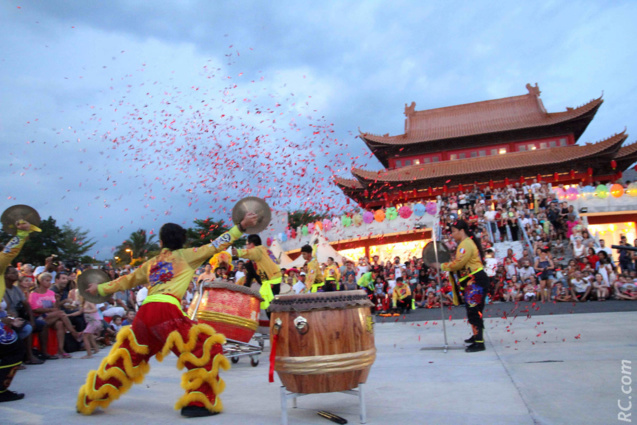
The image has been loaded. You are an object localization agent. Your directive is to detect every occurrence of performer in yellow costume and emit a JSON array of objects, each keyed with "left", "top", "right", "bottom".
[
  {"left": 437, "top": 219, "right": 488, "bottom": 353},
  {"left": 324, "top": 257, "right": 341, "bottom": 292},
  {"left": 232, "top": 234, "right": 281, "bottom": 310},
  {"left": 391, "top": 277, "right": 412, "bottom": 313},
  {"left": 300, "top": 244, "right": 324, "bottom": 293},
  {"left": 0, "top": 219, "right": 40, "bottom": 403},
  {"left": 78, "top": 213, "right": 258, "bottom": 418}
]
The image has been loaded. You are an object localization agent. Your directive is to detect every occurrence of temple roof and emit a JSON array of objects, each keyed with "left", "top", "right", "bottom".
[
  {"left": 351, "top": 131, "right": 627, "bottom": 187},
  {"left": 359, "top": 84, "right": 603, "bottom": 167},
  {"left": 334, "top": 176, "right": 363, "bottom": 190}
]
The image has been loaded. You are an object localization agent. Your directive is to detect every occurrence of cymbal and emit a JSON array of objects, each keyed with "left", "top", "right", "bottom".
[
  {"left": 422, "top": 241, "right": 452, "bottom": 266},
  {"left": 232, "top": 197, "right": 272, "bottom": 234},
  {"left": 77, "top": 269, "right": 111, "bottom": 304},
  {"left": 1, "top": 205, "right": 41, "bottom": 236}
]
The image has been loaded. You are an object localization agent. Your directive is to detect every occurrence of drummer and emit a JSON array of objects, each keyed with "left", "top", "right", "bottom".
[
  {"left": 433, "top": 219, "right": 488, "bottom": 353},
  {"left": 300, "top": 244, "right": 324, "bottom": 293},
  {"left": 231, "top": 234, "right": 281, "bottom": 310},
  {"left": 78, "top": 213, "right": 259, "bottom": 418}
]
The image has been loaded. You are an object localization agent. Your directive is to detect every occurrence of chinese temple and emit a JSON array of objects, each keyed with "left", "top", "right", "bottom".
[{"left": 337, "top": 83, "right": 635, "bottom": 209}]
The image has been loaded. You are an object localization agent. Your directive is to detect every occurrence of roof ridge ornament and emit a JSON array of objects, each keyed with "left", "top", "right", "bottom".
[
  {"left": 404, "top": 101, "right": 416, "bottom": 117},
  {"left": 526, "top": 83, "right": 541, "bottom": 97}
]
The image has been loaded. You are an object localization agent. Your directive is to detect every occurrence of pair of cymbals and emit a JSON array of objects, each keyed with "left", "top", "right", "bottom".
[
  {"left": 422, "top": 241, "right": 452, "bottom": 266},
  {"left": 1, "top": 205, "right": 41, "bottom": 235},
  {"left": 232, "top": 197, "right": 271, "bottom": 234}
]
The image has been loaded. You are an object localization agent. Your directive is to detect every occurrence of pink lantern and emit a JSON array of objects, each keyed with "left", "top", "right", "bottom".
[
  {"left": 398, "top": 205, "right": 413, "bottom": 219},
  {"left": 363, "top": 211, "right": 374, "bottom": 223}
]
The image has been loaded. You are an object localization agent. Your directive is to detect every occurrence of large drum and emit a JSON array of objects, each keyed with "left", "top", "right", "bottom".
[
  {"left": 188, "top": 281, "right": 263, "bottom": 343},
  {"left": 269, "top": 290, "right": 376, "bottom": 394}
]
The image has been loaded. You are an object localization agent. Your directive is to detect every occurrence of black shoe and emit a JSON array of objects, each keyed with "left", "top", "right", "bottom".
[
  {"left": 0, "top": 390, "right": 25, "bottom": 403},
  {"left": 181, "top": 406, "right": 219, "bottom": 418},
  {"left": 464, "top": 335, "right": 476, "bottom": 344},
  {"left": 465, "top": 342, "right": 486, "bottom": 353}
]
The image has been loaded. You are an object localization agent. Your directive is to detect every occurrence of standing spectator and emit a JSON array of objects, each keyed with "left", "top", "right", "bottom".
[
  {"left": 617, "top": 236, "right": 634, "bottom": 274},
  {"left": 535, "top": 249, "right": 555, "bottom": 303}
]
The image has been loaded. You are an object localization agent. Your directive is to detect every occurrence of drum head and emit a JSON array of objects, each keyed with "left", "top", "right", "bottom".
[
  {"left": 268, "top": 290, "right": 372, "bottom": 312},
  {"left": 422, "top": 241, "right": 451, "bottom": 266},
  {"left": 77, "top": 269, "right": 111, "bottom": 304}
]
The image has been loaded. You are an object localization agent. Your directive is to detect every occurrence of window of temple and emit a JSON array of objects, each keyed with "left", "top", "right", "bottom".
[
  {"left": 424, "top": 157, "right": 430, "bottom": 163},
  {"left": 560, "top": 138, "right": 567, "bottom": 146},
  {"left": 549, "top": 141, "right": 556, "bottom": 148},
  {"left": 395, "top": 160, "right": 402, "bottom": 168},
  {"left": 432, "top": 156, "right": 439, "bottom": 162},
  {"left": 459, "top": 153, "right": 466, "bottom": 159},
  {"left": 479, "top": 150, "right": 486, "bottom": 157},
  {"left": 540, "top": 142, "right": 547, "bottom": 149},
  {"left": 404, "top": 160, "right": 412, "bottom": 166},
  {"left": 413, "top": 159, "right": 420, "bottom": 165},
  {"left": 450, "top": 154, "right": 457, "bottom": 160},
  {"left": 491, "top": 149, "right": 497, "bottom": 155},
  {"left": 519, "top": 145, "right": 526, "bottom": 152},
  {"left": 470, "top": 151, "right": 477, "bottom": 158},
  {"left": 499, "top": 148, "right": 507, "bottom": 154}
]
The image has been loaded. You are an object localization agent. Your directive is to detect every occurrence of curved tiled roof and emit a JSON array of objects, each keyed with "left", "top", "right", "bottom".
[
  {"left": 352, "top": 131, "right": 627, "bottom": 184},
  {"left": 334, "top": 176, "right": 363, "bottom": 190},
  {"left": 360, "top": 94, "right": 603, "bottom": 146},
  {"left": 616, "top": 140, "right": 637, "bottom": 158}
]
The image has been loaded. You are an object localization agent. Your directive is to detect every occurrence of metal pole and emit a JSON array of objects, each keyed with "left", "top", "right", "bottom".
[{"left": 431, "top": 202, "right": 449, "bottom": 351}]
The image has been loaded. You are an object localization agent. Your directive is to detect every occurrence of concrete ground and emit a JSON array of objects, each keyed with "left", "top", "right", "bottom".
[{"left": 1, "top": 309, "right": 635, "bottom": 425}]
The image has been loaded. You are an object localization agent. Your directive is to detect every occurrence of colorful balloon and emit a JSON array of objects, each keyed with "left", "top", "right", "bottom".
[
  {"left": 627, "top": 183, "right": 637, "bottom": 197},
  {"left": 374, "top": 209, "right": 385, "bottom": 222},
  {"left": 595, "top": 184, "right": 609, "bottom": 199},
  {"left": 342, "top": 215, "right": 351, "bottom": 227},
  {"left": 363, "top": 211, "right": 374, "bottom": 224},
  {"left": 353, "top": 213, "right": 363, "bottom": 226},
  {"left": 610, "top": 183, "right": 624, "bottom": 198},
  {"left": 323, "top": 218, "right": 333, "bottom": 231},
  {"left": 302, "top": 225, "right": 309, "bottom": 236},
  {"left": 566, "top": 187, "right": 579, "bottom": 201},
  {"left": 386, "top": 207, "right": 398, "bottom": 220},
  {"left": 413, "top": 203, "right": 426, "bottom": 217},
  {"left": 425, "top": 201, "right": 437, "bottom": 215}
]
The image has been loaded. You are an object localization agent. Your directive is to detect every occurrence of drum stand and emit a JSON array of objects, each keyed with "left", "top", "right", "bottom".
[
  {"left": 280, "top": 383, "right": 367, "bottom": 425},
  {"left": 421, "top": 204, "right": 464, "bottom": 354}
]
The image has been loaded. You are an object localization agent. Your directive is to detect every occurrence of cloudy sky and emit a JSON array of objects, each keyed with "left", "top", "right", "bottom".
[{"left": 1, "top": 1, "right": 636, "bottom": 259}]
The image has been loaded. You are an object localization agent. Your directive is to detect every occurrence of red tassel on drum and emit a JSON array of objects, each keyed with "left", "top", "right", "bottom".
[{"left": 269, "top": 334, "right": 279, "bottom": 383}]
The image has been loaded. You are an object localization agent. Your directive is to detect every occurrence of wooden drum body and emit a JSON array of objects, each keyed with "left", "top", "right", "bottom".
[
  {"left": 269, "top": 290, "right": 376, "bottom": 394},
  {"left": 188, "top": 281, "right": 263, "bottom": 343}
]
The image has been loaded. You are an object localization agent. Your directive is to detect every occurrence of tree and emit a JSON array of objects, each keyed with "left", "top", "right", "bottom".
[
  {"left": 0, "top": 216, "right": 63, "bottom": 265},
  {"left": 288, "top": 209, "right": 330, "bottom": 229},
  {"left": 58, "top": 224, "right": 96, "bottom": 263},
  {"left": 186, "top": 218, "right": 245, "bottom": 248},
  {"left": 115, "top": 229, "right": 159, "bottom": 262}
]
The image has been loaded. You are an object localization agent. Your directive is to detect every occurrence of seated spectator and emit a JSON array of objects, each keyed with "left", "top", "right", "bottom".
[
  {"left": 518, "top": 260, "right": 536, "bottom": 282},
  {"left": 413, "top": 283, "right": 427, "bottom": 308},
  {"left": 373, "top": 276, "right": 390, "bottom": 313},
  {"left": 96, "top": 300, "right": 126, "bottom": 319},
  {"left": 29, "top": 272, "right": 82, "bottom": 359},
  {"left": 592, "top": 273, "right": 610, "bottom": 301},
  {"left": 523, "top": 277, "right": 537, "bottom": 301},
  {"left": 391, "top": 277, "right": 412, "bottom": 313},
  {"left": 613, "top": 275, "right": 637, "bottom": 300},
  {"left": 504, "top": 276, "right": 523, "bottom": 302},
  {"left": 425, "top": 292, "right": 440, "bottom": 309},
  {"left": 109, "top": 315, "right": 123, "bottom": 334},
  {"left": 122, "top": 310, "right": 136, "bottom": 326},
  {"left": 586, "top": 247, "right": 599, "bottom": 271},
  {"left": 343, "top": 274, "right": 358, "bottom": 291},
  {"left": 569, "top": 270, "right": 592, "bottom": 302},
  {"left": 572, "top": 237, "right": 586, "bottom": 260},
  {"left": 554, "top": 282, "right": 574, "bottom": 302},
  {"left": 504, "top": 257, "right": 518, "bottom": 280}
]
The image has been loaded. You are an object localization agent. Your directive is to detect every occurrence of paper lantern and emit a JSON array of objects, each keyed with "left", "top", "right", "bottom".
[
  {"left": 427, "top": 187, "right": 433, "bottom": 196},
  {"left": 595, "top": 184, "right": 609, "bottom": 199},
  {"left": 301, "top": 225, "right": 309, "bottom": 236},
  {"left": 353, "top": 213, "right": 363, "bottom": 226},
  {"left": 323, "top": 218, "right": 333, "bottom": 231},
  {"left": 374, "top": 209, "right": 385, "bottom": 222},
  {"left": 566, "top": 187, "right": 579, "bottom": 201},
  {"left": 489, "top": 180, "right": 494, "bottom": 189},
  {"left": 413, "top": 203, "right": 426, "bottom": 217},
  {"left": 611, "top": 183, "right": 624, "bottom": 198},
  {"left": 587, "top": 167, "right": 593, "bottom": 176},
  {"left": 386, "top": 207, "right": 398, "bottom": 220},
  {"left": 626, "top": 182, "right": 637, "bottom": 197},
  {"left": 554, "top": 172, "right": 559, "bottom": 182},
  {"left": 458, "top": 183, "right": 464, "bottom": 192},
  {"left": 443, "top": 185, "right": 448, "bottom": 193},
  {"left": 611, "top": 160, "right": 617, "bottom": 170},
  {"left": 398, "top": 205, "right": 413, "bottom": 219},
  {"left": 425, "top": 201, "right": 437, "bottom": 215},
  {"left": 341, "top": 215, "right": 351, "bottom": 227},
  {"left": 580, "top": 186, "right": 595, "bottom": 200},
  {"left": 570, "top": 170, "right": 576, "bottom": 179},
  {"left": 537, "top": 174, "right": 542, "bottom": 182},
  {"left": 504, "top": 177, "right": 510, "bottom": 186},
  {"left": 363, "top": 211, "right": 374, "bottom": 224},
  {"left": 519, "top": 176, "right": 524, "bottom": 184}
]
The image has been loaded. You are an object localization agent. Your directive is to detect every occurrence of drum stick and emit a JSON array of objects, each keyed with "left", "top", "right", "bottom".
[{"left": 317, "top": 410, "right": 348, "bottom": 424}]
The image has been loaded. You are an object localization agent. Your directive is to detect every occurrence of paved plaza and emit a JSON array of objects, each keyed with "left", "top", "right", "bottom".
[{"left": 1, "top": 308, "right": 635, "bottom": 425}]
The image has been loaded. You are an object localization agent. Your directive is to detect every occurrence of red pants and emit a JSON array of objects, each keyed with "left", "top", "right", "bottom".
[{"left": 77, "top": 300, "right": 229, "bottom": 415}]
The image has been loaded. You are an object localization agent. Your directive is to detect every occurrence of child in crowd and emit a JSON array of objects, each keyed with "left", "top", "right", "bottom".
[
  {"left": 554, "top": 282, "right": 574, "bottom": 302},
  {"left": 81, "top": 297, "right": 101, "bottom": 359},
  {"left": 425, "top": 291, "right": 440, "bottom": 309},
  {"left": 523, "top": 279, "right": 537, "bottom": 301},
  {"left": 109, "top": 315, "right": 123, "bottom": 334},
  {"left": 570, "top": 270, "right": 592, "bottom": 302},
  {"left": 592, "top": 273, "right": 610, "bottom": 301},
  {"left": 122, "top": 310, "right": 135, "bottom": 326}
]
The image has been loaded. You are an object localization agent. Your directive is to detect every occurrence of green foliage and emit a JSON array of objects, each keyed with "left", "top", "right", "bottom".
[
  {"left": 58, "top": 224, "right": 97, "bottom": 262},
  {"left": 0, "top": 216, "right": 63, "bottom": 265},
  {"left": 186, "top": 218, "right": 245, "bottom": 248},
  {"left": 288, "top": 209, "right": 330, "bottom": 229},
  {"left": 115, "top": 229, "right": 159, "bottom": 262}
]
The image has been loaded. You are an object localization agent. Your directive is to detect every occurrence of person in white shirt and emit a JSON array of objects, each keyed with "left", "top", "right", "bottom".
[
  {"left": 518, "top": 260, "right": 536, "bottom": 282},
  {"left": 135, "top": 285, "right": 148, "bottom": 309},
  {"left": 596, "top": 239, "right": 613, "bottom": 261}
]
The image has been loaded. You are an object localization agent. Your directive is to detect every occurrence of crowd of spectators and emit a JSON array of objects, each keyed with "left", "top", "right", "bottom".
[{"left": 3, "top": 180, "right": 637, "bottom": 366}]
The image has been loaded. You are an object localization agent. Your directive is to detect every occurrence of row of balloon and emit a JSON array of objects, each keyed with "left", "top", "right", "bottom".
[
  {"left": 279, "top": 201, "right": 439, "bottom": 241},
  {"left": 554, "top": 183, "right": 637, "bottom": 201}
]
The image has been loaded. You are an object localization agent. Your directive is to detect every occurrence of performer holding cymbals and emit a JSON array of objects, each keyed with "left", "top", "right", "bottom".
[
  {"left": 77, "top": 209, "right": 259, "bottom": 418},
  {"left": 431, "top": 219, "right": 488, "bottom": 353}
]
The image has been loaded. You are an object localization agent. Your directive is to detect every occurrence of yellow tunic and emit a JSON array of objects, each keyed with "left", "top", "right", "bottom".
[
  {"left": 0, "top": 230, "right": 30, "bottom": 300},
  {"left": 236, "top": 246, "right": 281, "bottom": 282},
  {"left": 440, "top": 237, "right": 482, "bottom": 276},
  {"left": 99, "top": 226, "right": 243, "bottom": 299},
  {"left": 392, "top": 283, "right": 412, "bottom": 308},
  {"left": 305, "top": 257, "right": 324, "bottom": 292},
  {"left": 325, "top": 264, "right": 340, "bottom": 282}
]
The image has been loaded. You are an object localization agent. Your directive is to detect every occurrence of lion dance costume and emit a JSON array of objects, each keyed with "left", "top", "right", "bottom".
[{"left": 77, "top": 226, "right": 244, "bottom": 416}]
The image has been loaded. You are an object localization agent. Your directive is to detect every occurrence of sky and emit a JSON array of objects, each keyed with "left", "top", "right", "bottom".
[{"left": 1, "top": 1, "right": 636, "bottom": 259}]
